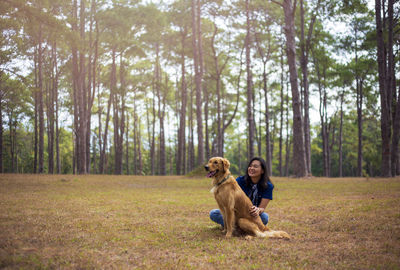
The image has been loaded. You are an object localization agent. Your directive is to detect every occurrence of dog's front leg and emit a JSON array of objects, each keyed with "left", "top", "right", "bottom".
[
  {"left": 216, "top": 201, "right": 227, "bottom": 233},
  {"left": 224, "top": 206, "right": 235, "bottom": 238}
]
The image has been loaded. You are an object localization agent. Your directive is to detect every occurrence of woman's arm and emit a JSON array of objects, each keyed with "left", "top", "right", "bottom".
[{"left": 250, "top": 198, "right": 270, "bottom": 216}]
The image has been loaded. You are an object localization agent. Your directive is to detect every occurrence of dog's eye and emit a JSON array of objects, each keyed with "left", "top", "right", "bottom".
[{"left": 214, "top": 161, "right": 218, "bottom": 164}]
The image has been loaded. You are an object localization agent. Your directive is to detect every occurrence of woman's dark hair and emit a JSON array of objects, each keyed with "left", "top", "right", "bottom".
[{"left": 244, "top": 157, "right": 272, "bottom": 191}]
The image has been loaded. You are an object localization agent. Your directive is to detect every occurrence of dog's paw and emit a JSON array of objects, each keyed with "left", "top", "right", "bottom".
[
  {"left": 272, "top": 230, "right": 290, "bottom": 239},
  {"left": 244, "top": 235, "right": 254, "bottom": 240},
  {"left": 279, "top": 231, "right": 290, "bottom": 240}
]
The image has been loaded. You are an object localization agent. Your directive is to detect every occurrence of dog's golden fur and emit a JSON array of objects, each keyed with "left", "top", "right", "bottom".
[{"left": 205, "top": 157, "right": 290, "bottom": 239}]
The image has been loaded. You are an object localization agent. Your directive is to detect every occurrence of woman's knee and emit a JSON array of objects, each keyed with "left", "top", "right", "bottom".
[
  {"left": 260, "top": 212, "right": 269, "bottom": 225},
  {"left": 210, "top": 209, "right": 221, "bottom": 220},
  {"left": 209, "top": 209, "right": 224, "bottom": 226}
]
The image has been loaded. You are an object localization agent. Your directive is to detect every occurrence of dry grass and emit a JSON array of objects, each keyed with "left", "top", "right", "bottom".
[{"left": 0, "top": 174, "right": 399, "bottom": 269}]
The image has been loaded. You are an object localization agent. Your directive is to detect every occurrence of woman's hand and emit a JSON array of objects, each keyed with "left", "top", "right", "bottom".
[{"left": 249, "top": 206, "right": 264, "bottom": 216}]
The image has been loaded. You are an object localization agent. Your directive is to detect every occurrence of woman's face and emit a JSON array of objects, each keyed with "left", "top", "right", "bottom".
[{"left": 248, "top": 160, "right": 264, "bottom": 183}]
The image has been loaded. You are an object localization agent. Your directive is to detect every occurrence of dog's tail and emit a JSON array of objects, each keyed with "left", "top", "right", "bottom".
[
  {"left": 260, "top": 225, "right": 290, "bottom": 239},
  {"left": 262, "top": 230, "right": 290, "bottom": 239}
]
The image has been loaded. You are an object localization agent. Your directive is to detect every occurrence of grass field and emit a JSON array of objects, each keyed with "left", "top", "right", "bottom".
[{"left": 0, "top": 174, "right": 399, "bottom": 269}]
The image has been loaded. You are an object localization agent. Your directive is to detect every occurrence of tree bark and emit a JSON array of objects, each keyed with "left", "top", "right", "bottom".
[
  {"left": 33, "top": 49, "right": 38, "bottom": 173},
  {"left": 54, "top": 43, "right": 61, "bottom": 174},
  {"left": 339, "top": 90, "right": 344, "bottom": 177},
  {"left": 279, "top": 41, "right": 285, "bottom": 176},
  {"left": 99, "top": 67, "right": 113, "bottom": 174},
  {"left": 156, "top": 45, "right": 166, "bottom": 175},
  {"left": 282, "top": 0, "right": 307, "bottom": 177},
  {"left": 177, "top": 27, "right": 187, "bottom": 175},
  {"left": 133, "top": 97, "right": 137, "bottom": 175},
  {"left": 125, "top": 113, "right": 129, "bottom": 175},
  {"left": 356, "top": 77, "right": 363, "bottom": 177},
  {"left": 78, "top": 0, "right": 87, "bottom": 174},
  {"left": 245, "top": 0, "right": 255, "bottom": 160},
  {"left": 254, "top": 31, "right": 273, "bottom": 176},
  {"left": 188, "top": 83, "right": 195, "bottom": 171},
  {"left": 0, "top": 92, "right": 2, "bottom": 173},
  {"left": 112, "top": 51, "right": 125, "bottom": 175},
  {"left": 375, "top": 0, "right": 391, "bottom": 176},
  {"left": 388, "top": 0, "right": 399, "bottom": 176},
  {"left": 38, "top": 21, "right": 44, "bottom": 174},
  {"left": 191, "top": 0, "right": 204, "bottom": 166},
  {"left": 299, "top": 0, "right": 319, "bottom": 176}
]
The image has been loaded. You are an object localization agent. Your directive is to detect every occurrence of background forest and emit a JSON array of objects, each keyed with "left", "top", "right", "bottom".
[{"left": 0, "top": 0, "right": 399, "bottom": 177}]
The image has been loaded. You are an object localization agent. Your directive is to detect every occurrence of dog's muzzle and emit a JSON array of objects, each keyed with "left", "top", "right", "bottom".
[{"left": 205, "top": 165, "right": 218, "bottom": 178}]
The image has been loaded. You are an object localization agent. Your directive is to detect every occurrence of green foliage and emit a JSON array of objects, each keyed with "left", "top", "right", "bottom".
[{"left": 0, "top": 0, "right": 395, "bottom": 177}]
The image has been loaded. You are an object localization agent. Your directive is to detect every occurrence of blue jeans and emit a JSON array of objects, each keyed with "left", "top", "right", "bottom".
[{"left": 209, "top": 209, "right": 269, "bottom": 227}]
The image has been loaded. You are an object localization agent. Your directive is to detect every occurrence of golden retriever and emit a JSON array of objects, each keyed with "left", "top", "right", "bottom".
[{"left": 205, "top": 157, "right": 290, "bottom": 239}]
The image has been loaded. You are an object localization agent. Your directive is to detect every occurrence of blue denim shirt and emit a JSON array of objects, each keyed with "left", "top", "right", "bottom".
[{"left": 236, "top": 175, "right": 274, "bottom": 206}]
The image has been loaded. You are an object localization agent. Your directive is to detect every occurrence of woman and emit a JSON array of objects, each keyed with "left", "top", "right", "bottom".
[{"left": 209, "top": 157, "right": 274, "bottom": 227}]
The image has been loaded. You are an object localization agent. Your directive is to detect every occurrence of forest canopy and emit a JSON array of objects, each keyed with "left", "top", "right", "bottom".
[{"left": 0, "top": 0, "right": 399, "bottom": 177}]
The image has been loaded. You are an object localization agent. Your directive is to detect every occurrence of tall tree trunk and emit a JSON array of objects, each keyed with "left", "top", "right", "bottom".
[
  {"left": 72, "top": 134, "right": 76, "bottom": 174},
  {"left": 299, "top": 0, "right": 319, "bottom": 176},
  {"left": 86, "top": 0, "right": 97, "bottom": 173},
  {"left": 375, "top": 0, "right": 391, "bottom": 176},
  {"left": 191, "top": 0, "right": 204, "bottom": 166},
  {"left": 245, "top": 0, "right": 255, "bottom": 160},
  {"left": 156, "top": 45, "right": 166, "bottom": 176},
  {"left": 47, "top": 82, "right": 54, "bottom": 175},
  {"left": 137, "top": 120, "right": 143, "bottom": 175},
  {"left": 254, "top": 28, "right": 273, "bottom": 175},
  {"left": 315, "top": 52, "right": 329, "bottom": 177},
  {"left": 177, "top": 27, "right": 187, "bottom": 175},
  {"left": 113, "top": 54, "right": 120, "bottom": 175},
  {"left": 282, "top": 0, "right": 307, "bottom": 177},
  {"left": 113, "top": 51, "right": 125, "bottom": 175},
  {"left": 33, "top": 49, "right": 38, "bottom": 173},
  {"left": 99, "top": 78, "right": 113, "bottom": 174},
  {"left": 78, "top": 0, "right": 87, "bottom": 174},
  {"left": 328, "top": 121, "right": 336, "bottom": 177},
  {"left": 38, "top": 22, "right": 44, "bottom": 174},
  {"left": 92, "top": 135, "right": 96, "bottom": 174},
  {"left": 189, "top": 83, "right": 195, "bottom": 171},
  {"left": 197, "top": 0, "right": 205, "bottom": 163},
  {"left": 279, "top": 42, "right": 285, "bottom": 176},
  {"left": 392, "top": 86, "right": 400, "bottom": 176},
  {"left": 0, "top": 93, "right": 2, "bottom": 173},
  {"left": 319, "top": 86, "right": 328, "bottom": 177},
  {"left": 204, "top": 85, "right": 210, "bottom": 161},
  {"left": 54, "top": 42, "right": 61, "bottom": 174},
  {"left": 339, "top": 90, "right": 344, "bottom": 177},
  {"left": 72, "top": 0, "right": 79, "bottom": 175},
  {"left": 356, "top": 78, "right": 363, "bottom": 176},
  {"left": 388, "top": 0, "right": 399, "bottom": 176},
  {"left": 255, "top": 27, "right": 273, "bottom": 174},
  {"left": 211, "top": 23, "right": 223, "bottom": 156},
  {"left": 125, "top": 113, "right": 129, "bottom": 175},
  {"left": 353, "top": 24, "right": 364, "bottom": 177},
  {"left": 71, "top": 0, "right": 87, "bottom": 174},
  {"left": 9, "top": 113, "right": 15, "bottom": 172},
  {"left": 284, "top": 80, "right": 291, "bottom": 176},
  {"left": 146, "top": 89, "right": 156, "bottom": 175},
  {"left": 133, "top": 97, "right": 137, "bottom": 175},
  {"left": 47, "top": 43, "right": 58, "bottom": 174},
  {"left": 263, "top": 73, "right": 272, "bottom": 176}
]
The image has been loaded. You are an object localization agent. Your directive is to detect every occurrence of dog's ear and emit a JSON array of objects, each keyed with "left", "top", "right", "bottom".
[{"left": 222, "top": 158, "right": 230, "bottom": 171}]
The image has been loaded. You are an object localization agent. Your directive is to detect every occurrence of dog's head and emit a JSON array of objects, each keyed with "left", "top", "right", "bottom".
[{"left": 204, "top": 157, "right": 230, "bottom": 178}]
